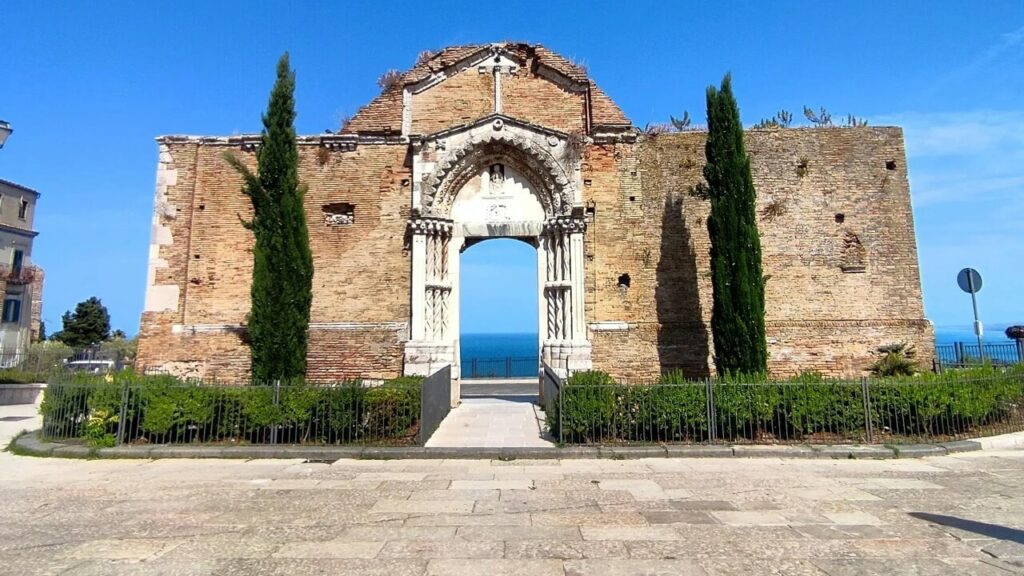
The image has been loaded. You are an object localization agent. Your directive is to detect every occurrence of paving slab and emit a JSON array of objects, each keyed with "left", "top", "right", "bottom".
[
  {"left": 4, "top": 437, "right": 1024, "bottom": 574},
  {"left": 425, "top": 397, "right": 554, "bottom": 448}
]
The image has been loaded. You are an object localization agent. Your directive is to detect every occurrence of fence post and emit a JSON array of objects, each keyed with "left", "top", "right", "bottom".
[
  {"left": 558, "top": 376, "right": 564, "bottom": 445},
  {"left": 705, "top": 378, "right": 716, "bottom": 443},
  {"left": 1017, "top": 340, "right": 1024, "bottom": 365},
  {"left": 861, "top": 376, "right": 874, "bottom": 443},
  {"left": 116, "top": 380, "right": 130, "bottom": 446},
  {"left": 955, "top": 342, "right": 965, "bottom": 366},
  {"left": 271, "top": 379, "right": 280, "bottom": 445}
]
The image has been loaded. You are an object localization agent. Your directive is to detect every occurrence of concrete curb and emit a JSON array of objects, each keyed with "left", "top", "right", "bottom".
[{"left": 13, "top": 430, "right": 1023, "bottom": 461}]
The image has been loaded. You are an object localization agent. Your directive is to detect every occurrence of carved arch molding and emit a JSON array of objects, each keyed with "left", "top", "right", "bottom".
[
  {"left": 405, "top": 127, "right": 592, "bottom": 381},
  {"left": 420, "top": 130, "right": 576, "bottom": 217}
]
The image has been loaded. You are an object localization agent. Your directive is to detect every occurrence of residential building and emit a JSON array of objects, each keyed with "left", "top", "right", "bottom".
[{"left": 0, "top": 178, "right": 43, "bottom": 359}]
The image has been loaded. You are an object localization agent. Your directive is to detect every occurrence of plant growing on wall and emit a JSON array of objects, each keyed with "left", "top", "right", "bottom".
[
  {"left": 226, "top": 53, "right": 314, "bottom": 383},
  {"left": 870, "top": 343, "right": 918, "bottom": 377},
  {"left": 703, "top": 74, "right": 769, "bottom": 376}
]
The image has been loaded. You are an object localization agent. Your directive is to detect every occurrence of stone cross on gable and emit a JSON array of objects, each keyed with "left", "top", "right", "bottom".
[{"left": 477, "top": 49, "right": 519, "bottom": 114}]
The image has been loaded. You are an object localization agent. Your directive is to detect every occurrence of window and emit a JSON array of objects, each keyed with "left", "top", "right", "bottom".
[
  {"left": 322, "top": 203, "right": 354, "bottom": 226},
  {"left": 2, "top": 298, "right": 20, "bottom": 323},
  {"left": 18, "top": 199, "right": 28, "bottom": 220},
  {"left": 11, "top": 250, "right": 23, "bottom": 276}
]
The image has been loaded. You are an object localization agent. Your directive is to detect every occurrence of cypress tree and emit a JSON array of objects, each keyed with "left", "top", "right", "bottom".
[
  {"left": 226, "top": 53, "right": 313, "bottom": 383},
  {"left": 703, "top": 74, "right": 768, "bottom": 376}
]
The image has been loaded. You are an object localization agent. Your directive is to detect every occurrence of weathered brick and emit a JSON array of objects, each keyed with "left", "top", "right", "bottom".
[{"left": 137, "top": 44, "right": 932, "bottom": 383}]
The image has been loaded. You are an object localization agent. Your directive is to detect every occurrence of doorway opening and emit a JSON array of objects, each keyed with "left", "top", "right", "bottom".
[{"left": 458, "top": 238, "right": 538, "bottom": 395}]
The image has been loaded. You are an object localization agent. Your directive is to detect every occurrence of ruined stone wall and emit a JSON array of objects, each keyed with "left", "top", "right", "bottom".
[
  {"left": 30, "top": 266, "right": 44, "bottom": 342},
  {"left": 586, "top": 128, "right": 933, "bottom": 381},
  {"left": 411, "top": 71, "right": 494, "bottom": 135},
  {"left": 501, "top": 73, "right": 585, "bottom": 134},
  {"left": 136, "top": 140, "right": 412, "bottom": 382}
]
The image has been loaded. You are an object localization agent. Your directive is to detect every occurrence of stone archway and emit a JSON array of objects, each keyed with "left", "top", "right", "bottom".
[{"left": 404, "top": 124, "right": 591, "bottom": 402}]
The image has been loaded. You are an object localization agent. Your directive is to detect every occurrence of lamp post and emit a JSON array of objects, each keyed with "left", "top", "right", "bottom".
[{"left": 0, "top": 120, "right": 12, "bottom": 149}]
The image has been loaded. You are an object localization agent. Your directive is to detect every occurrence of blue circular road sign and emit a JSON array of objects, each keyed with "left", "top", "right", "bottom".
[{"left": 957, "top": 268, "right": 982, "bottom": 294}]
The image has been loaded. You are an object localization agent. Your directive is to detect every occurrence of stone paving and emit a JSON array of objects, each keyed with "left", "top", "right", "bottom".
[
  {"left": 3, "top": 403, "right": 1024, "bottom": 574},
  {"left": 425, "top": 396, "right": 554, "bottom": 448}
]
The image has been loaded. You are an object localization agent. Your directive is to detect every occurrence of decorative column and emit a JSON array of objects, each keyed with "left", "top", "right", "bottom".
[
  {"left": 541, "top": 214, "right": 591, "bottom": 375},
  {"left": 405, "top": 216, "right": 455, "bottom": 377}
]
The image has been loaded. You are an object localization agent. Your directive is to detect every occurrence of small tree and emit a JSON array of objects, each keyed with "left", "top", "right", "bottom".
[
  {"left": 52, "top": 297, "right": 111, "bottom": 348},
  {"left": 99, "top": 333, "right": 137, "bottom": 363},
  {"left": 225, "top": 53, "right": 314, "bottom": 383},
  {"left": 704, "top": 74, "right": 768, "bottom": 376}
]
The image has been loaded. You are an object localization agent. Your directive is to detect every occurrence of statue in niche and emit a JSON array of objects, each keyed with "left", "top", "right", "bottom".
[{"left": 489, "top": 163, "right": 505, "bottom": 187}]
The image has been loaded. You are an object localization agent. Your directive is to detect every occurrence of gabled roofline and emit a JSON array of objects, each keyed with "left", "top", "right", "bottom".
[{"left": 413, "top": 113, "right": 572, "bottom": 141}]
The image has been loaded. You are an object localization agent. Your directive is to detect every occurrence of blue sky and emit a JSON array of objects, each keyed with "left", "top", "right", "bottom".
[{"left": 1, "top": 1, "right": 1021, "bottom": 337}]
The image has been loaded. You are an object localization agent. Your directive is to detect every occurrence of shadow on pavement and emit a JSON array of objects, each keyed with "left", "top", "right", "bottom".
[
  {"left": 458, "top": 394, "right": 539, "bottom": 404},
  {"left": 910, "top": 512, "right": 1024, "bottom": 544}
]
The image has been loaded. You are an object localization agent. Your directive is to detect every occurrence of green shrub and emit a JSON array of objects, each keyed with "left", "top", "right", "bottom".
[
  {"left": 0, "top": 369, "right": 49, "bottom": 384},
  {"left": 551, "top": 365, "right": 1024, "bottom": 444},
  {"left": 40, "top": 374, "right": 424, "bottom": 445},
  {"left": 550, "top": 370, "right": 617, "bottom": 442},
  {"left": 786, "top": 380, "right": 865, "bottom": 438},
  {"left": 616, "top": 371, "right": 708, "bottom": 441},
  {"left": 364, "top": 385, "right": 418, "bottom": 439}
]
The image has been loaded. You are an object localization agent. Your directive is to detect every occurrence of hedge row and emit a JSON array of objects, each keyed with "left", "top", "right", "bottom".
[
  {"left": 40, "top": 373, "right": 423, "bottom": 447},
  {"left": 550, "top": 366, "right": 1024, "bottom": 444}
]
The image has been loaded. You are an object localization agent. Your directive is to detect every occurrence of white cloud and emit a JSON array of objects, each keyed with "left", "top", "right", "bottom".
[
  {"left": 871, "top": 107, "right": 1024, "bottom": 325},
  {"left": 871, "top": 110, "right": 1024, "bottom": 209},
  {"left": 874, "top": 110, "right": 1024, "bottom": 158}
]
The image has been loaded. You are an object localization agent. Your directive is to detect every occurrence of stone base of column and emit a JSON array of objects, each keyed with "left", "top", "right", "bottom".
[
  {"left": 542, "top": 340, "right": 592, "bottom": 376},
  {"left": 403, "top": 341, "right": 455, "bottom": 377}
]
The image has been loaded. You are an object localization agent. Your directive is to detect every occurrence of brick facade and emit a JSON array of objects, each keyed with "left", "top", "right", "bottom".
[{"left": 137, "top": 43, "right": 933, "bottom": 382}]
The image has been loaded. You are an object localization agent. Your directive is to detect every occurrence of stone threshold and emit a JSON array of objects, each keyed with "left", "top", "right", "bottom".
[{"left": 12, "top": 430, "right": 1008, "bottom": 461}]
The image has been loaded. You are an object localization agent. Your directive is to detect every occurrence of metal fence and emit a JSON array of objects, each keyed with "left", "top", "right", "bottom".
[
  {"left": 41, "top": 374, "right": 438, "bottom": 447},
  {"left": 419, "top": 365, "right": 451, "bottom": 444},
  {"left": 936, "top": 341, "right": 1023, "bottom": 369},
  {"left": 545, "top": 370, "right": 1024, "bottom": 445},
  {"left": 0, "top": 346, "right": 130, "bottom": 374},
  {"left": 540, "top": 363, "right": 561, "bottom": 417},
  {"left": 462, "top": 356, "right": 539, "bottom": 379}
]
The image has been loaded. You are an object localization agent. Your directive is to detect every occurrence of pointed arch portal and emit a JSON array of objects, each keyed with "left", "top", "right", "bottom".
[{"left": 404, "top": 124, "right": 591, "bottom": 401}]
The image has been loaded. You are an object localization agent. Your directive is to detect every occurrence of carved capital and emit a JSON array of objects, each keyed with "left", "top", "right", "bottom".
[
  {"left": 545, "top": 215, "right": 587, "bottom": 235},
  {"left": 408, "top": 216, "right": 454, "bottom": 236}
]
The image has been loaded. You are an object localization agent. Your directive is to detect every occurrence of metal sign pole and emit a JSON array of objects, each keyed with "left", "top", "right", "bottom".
[
  {"left": 968, "top": 274, "right": 985, "bottom": 363},
  {"left": 957, "top": 268, "right": 986, "bottom": 365}
]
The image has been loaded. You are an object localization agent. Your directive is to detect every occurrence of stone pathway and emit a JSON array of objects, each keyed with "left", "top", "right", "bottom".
[
  {"left": 0, "top": 401, "right": 41, "bottom": 445},
  {"left": 425, "top": 397, "right": 554, "bottom": 448},
  {"left": 2, "top": 446, "right": 1024, "bottom": 574},
  {"left": 461, "top": 378, "right": 537, "bottom": 397},
  {"left": 4, "top": 403, "right": 1024, "bottom": 574}
]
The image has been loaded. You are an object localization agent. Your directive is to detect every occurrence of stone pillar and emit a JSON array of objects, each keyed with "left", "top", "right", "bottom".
[
  {"left": 566, "top": 217, "right": 592, "bottom": 372},
  {"left": 410, "top": 233, "right": 426, "bottom": 341},
  {"left": 541, "top": 215, "right": 591, "bottom": 375},
  {"left": 405, "top": 217, "right": 455, "bottom": 378}
]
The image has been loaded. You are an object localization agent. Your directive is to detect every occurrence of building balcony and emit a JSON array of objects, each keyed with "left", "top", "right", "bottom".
[{"left": 1, "top": 265, "right": 37, "bottom": 285}]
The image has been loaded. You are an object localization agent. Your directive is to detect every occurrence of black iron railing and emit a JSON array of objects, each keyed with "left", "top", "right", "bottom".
[
  {"left": 462, "top": 356, "right": 539, "bottom": 379},
  {"left": 39, "top": 370, "right": 457, "bottom": 447},
  {"left": 545, "top": 368, "right": 1024, "bottom": 445},
  {"left": 935, "top": 341, "right": 1023, "bottom": 369}
]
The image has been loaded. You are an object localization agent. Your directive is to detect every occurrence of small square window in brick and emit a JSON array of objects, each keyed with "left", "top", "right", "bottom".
[{"left": 323, "top": 203, "right": 354, "bottom": 226}]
